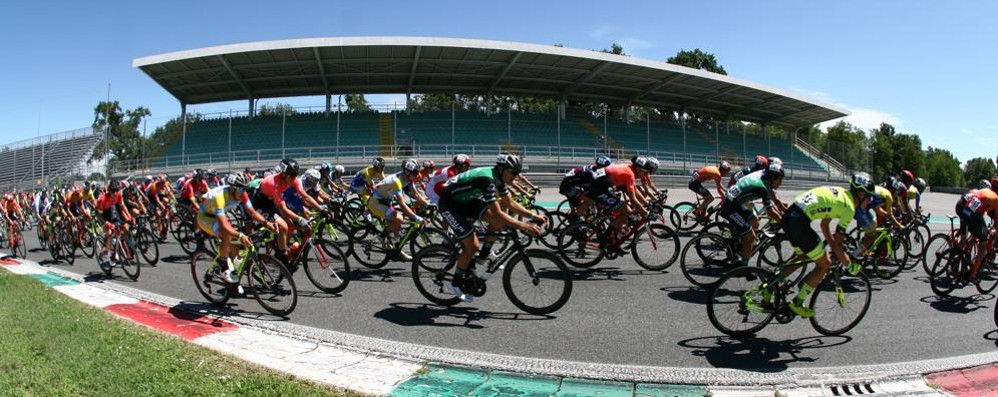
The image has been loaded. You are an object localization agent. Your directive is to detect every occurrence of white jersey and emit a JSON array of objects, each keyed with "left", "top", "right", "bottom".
[{"left": 425, "top": 166, "right": 455, "bottom": 204}]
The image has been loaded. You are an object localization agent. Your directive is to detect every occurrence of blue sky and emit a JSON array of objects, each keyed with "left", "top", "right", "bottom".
[{"left": 1, "top": 0, "right": 995, "bottom": 162}]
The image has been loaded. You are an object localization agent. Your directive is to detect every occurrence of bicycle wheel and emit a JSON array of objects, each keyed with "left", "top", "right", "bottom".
[
  {"left": 503, "top": 249, "right": 573, "bottom": 315},
  {"left": 80, "top": 228, "right": 96, "bottom": 258},
  {"left": 118, "top": 235, "right": 141, "bottom": 281},
  {"left": 347, "top": 225, "right": 391, "bottom": 268},
  {"left": 673, "top": 201, "right": 699, "bottom": 232},
  {"left": 190, "top": 250, "right": 231, "bottom": 305},
  {"left": 680, "top": 232, "right": 736, "bottom": 288},
  {"left": 631, "top": 223, "right": 680, "bottom": 271},
  {"left": 302, "top": 239, "right": 351, "bottom": 294},
  {"left": 10, "top": 226, "right": 26, "bottom": 259},
  {"left": 555, "top": 199, "right": 571, "bottom": 215},
  {"left": 922, "top": 234, "right": 951, "bottom": 275},
  {"left": 59, "top": 230, "right": 76, "bottom": 265},
  {"left": 872, "top": 238, "right": 906, "bottom": 279},
  {"left": 661, "top": 205, "right": 682, "bottom": 232},
  {"left": 411, "top": 244, "right": 462, "bottom": 306},
  {"left": 755, "top": 236, "right": 807, "bottom": 285},
  {"left": 37, "top": 226, "right": 48, "bottom": 251},
  {"left": 975, "top": 258, "right": 998, "bottom": 294},
  {"left": 248, "top": 254, "right": 298, "bottom": 316},
  {"left": 137, "top": 229, "right": 160, "bottom": 266},
  {"left": 176, "top": 221, "right": 200, "bottom": 256},
  {"left": 409, "top": 227, "right": 453, "bottom": 254},
  {"left": 538, "top": 212, "right": 568, "bottom": 250},
  {"left": 930, "top": 248, "right": 962, "bottom": 297},
  {"left": 556, "top": 222, "right": 604, "bottom": 268},
  {"left": 707, "top": 266, "right": 777, "bottom": 336},
  {"left": 904, "top": 226, "right": 927, "bottom": 266},
  {"left": 809, "top": 269, "right": 871, "bottom": 336}
]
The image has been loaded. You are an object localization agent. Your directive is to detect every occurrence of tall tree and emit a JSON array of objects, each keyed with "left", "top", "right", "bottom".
[
  {"left": 345, "top": 94, "right": 373, "bottom": 113},
  {"left": 667, "top": 49, "right": 727, "bottom": 75},
  {"left": 963, "top": 157, "right": 996, "bottom": 188},
  {"left": 599, "top": 43, "right": 626, "bottom": 55},
  {"left": 257, "top": 103, "right": 297, "bottom": 117},
  {"left": 90, "top": 101, "right": 151, "bottom": 173},
  {"left": 923, "top": 147, "right": 963, "bottom": 187}
]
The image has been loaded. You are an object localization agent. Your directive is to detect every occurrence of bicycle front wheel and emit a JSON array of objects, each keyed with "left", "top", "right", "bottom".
[
  {"left": 673, "top": 201, "right": 699, "bottom": 232},
  {"left": 922, "top": 234, "right": 951, "bottom": 275},
  {"left": 872, "top": 238, "right": 906, "bottom": 279},
  {"left": 680, "top": 232, "right": 735, "bottom": 288},
  {"left": 631, "top": 224, "right": 680, "bottom": 271},
  {"left": 302, "top": 239, "right": 351, "bottom": 294},
  {"left": 556, "top": 222, "right": 604, "bottom": 268},
  {"left": 809, "top": 269, "right": 871, "bottom": 336},
  {"left": 138, "top": 229, "right": 160, "bottom": 266},
  {"left": 503, "top": 249, "right": 573, "bottom": 315},
  {"left": 975, "top": 257, "right": 998, "bottom": 294},
  {"left": 348, "top": 225, "right": 391, "bottom": 269},
  {"left": 411, "top": 244, "right": 462, "bottom": 306},
  {"left": 248, "top": 254, "right": 298, "bottom": 316},
  {"left": 190, "top": 250, "right": 230, "bottom": 305},
  {"left": 118, "top": 236, "right": 141, "bottom": 281},
  {"left": 930, "top": 248, "right": 962, "bottom": 297},
  {"left": 707, "top": 266, "right": 777, "bottom": 336}
]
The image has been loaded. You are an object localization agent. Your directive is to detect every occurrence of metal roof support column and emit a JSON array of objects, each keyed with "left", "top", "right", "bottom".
[
  {"left": 646, "top": 111, "right": 650, "bottom": 153},
  {"left": 248, "top": 98, "right": 255, "bottom": 121},
  {"left": 281, "top": 107, "right": 286, "bottom": 159},
  {"left": 715, "top": 120, "right": 720, "bottom": 162},
  {"left": 406, "top": 93, "right": 411, "bottom": 115},
  {"left": 325, "top": 95, "right": 331, "bottom": 117},
  {"left": 764, "top": 123, "right": 770, "bottom": 157},
  {"left": 181, "top": 103, "right": 188, "bottom": 166},
  {"left": 603, "top": 105, "right": 608, "bottom": 154},
  {"left": 451, "top": 102, "right": 455, "bottom": 146},
  {"left": 507, "top": 106, "right": 511, "bottom": 150},
  {"left": 556, "top": 104, "right": 561, "bottom": 168},
  {"left": 741, "top": 121, "right": 746, "bottom": 164},
  {"left": 682, "top": 110, "right": 688, "bottom": 173},
  {"left": 336, "top": 95, "right": 341, "bottom": 162},
  {"left": 228, "top": 110, "right": 233, "bottom": 173},
  {"left": 790, "top": 127, "right": 797, "bottom": 178}
]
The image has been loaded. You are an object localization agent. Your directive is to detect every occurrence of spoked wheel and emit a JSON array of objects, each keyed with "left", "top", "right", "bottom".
[
  {"left": 673, "top": 201, "right": 699, "bottom": 232},
  {"left": 176, "top": 221, "right": 200, "bottom": 256},
  {"left": 556, "top": 222, "right": 604, "bottom": 268},
  {"left": 347, "top": 225, "right": 391, "bottom": 269},
  {"left": 190, "top": 250, "right": 231, "bottom": 305},
  {"left": 409, "top": 227, "right": 454, "bottom": 254},
  {"left": 9, "top": 228, "right": 26, "bottom": 259},
  {"left": 680, "top": 232, "right": 736, "bottom": 288},
  {"left": 502, "top": 249, "right": 573, "bottom": 315},
  {"left": 871, "top": 238, "right": 907, "bottom": 280},
  {"left": 411, "top": 244, "right": 461, "bottom": 306},
  {"left": 59, "top": 230, "right": 76, "bottom": 265},
  {"left": 118, "top": 236, "right": 141, "bottom": 281},
  {"left": 137, "top": 229, "right": 160, "bottom": 266},
  {"left": 975, "top": 258, "right": 998, "bottom": 295},
  {"left": 80, "top": 228, "right": 97, "bottom": 258},
  {"left": 756, "top": 235, "right": 807, "bottom": 285},
  {"left": 630, "top": 224, "right": 680, "bottom": 271},
  {"left": 538, "top": 212, "right": 568, "bottom": 250},
  {"left": 302, "top": 239, "right": 351, "bottom": 294},
  {"left": 904, "top": 225, "right": 928, "bottom": 269},
  {"left": 922, "top": 234, "right": 951, "bottom": 276},
  {"left": 809, "top": 268, "right": 871, "bottom": 336},
  {"left": 930, "top": 248, "right": 963, "bottom": 297},
  {"left": 707, "top": 266, "right": 778, "bottom": 336},
  {"left": 248, "top": 254, "right": 298, "bottom": 316}
]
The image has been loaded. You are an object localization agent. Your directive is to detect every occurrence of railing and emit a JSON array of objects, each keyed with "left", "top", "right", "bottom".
[{"left": 795, "top": 136, "right": 848, "bottom": 174}]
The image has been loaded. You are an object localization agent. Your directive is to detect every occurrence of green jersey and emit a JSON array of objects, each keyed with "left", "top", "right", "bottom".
[
  {"left": 792, "top": 186, "right": 856, "bottom": 226},
  {"left": 725, "top": 172, "right": 774, "bottom": 209},
  {"left": 442, "top": 167, "right": 508, "bottom": 204}
]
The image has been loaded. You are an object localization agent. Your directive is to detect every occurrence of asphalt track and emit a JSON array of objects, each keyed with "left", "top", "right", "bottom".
[{"left": 19, "top": 188, "right": 998, "bottom": 372}]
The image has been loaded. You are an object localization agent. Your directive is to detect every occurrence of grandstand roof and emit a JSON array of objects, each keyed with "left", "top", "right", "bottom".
[{"left": 134, "top": 37, "right": 848, "bottom": 127}]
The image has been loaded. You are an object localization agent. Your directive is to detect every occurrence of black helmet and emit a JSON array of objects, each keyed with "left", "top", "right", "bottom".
[
  {"left": 372, "top": 157, "right": 386, "bottom": 169},
  {"left": 763, "top": 162, "right": 785, "bottom": 180},
  {"left": 193, "top": 169, "right": 206, "bottom": 180},
  {"left": 402, "top": 159, "right": 420, "bottom": 173},
  {"left": 595, "top": 155, "right": 612, "bottom": 168},
  {"left": 850, "top": 172, "right": 875, "bottom": 194},
  {"left": 277, "top": 158, "right": 300, "bottom": 177},
  {"left": 495, "top": 152, "right": 523, "bottom": 173},
  {"left": 913, "top": 177, "right": 927, "bottom": 192}
]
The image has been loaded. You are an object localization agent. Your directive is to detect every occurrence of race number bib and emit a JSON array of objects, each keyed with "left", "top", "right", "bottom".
[
  {"left": 591, "top": 168, "right": 607, "bottom": 179},
  {"left": 726, "top": 185, "right": 742, "bottom": 200},
  {"left": 796, "top": 192, "right": 819, "bottom": 207},
  {"left": 967, "top": 196, "right": 983, "bottom": 212}
]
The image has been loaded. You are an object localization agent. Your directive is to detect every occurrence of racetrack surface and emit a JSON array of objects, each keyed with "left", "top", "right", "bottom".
[{"left": 21, "top": 188, "right": 998, "bottom": 371}]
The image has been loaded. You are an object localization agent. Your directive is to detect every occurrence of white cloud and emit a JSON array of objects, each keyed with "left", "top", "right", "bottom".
[
  {"left": 791, "top": 88, "right": 902, "bottom": 132},
  {"left": 588, "top": 25, "right": 655, "bottom": 56}
]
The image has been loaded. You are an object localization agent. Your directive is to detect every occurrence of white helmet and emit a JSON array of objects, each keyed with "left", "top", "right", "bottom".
[{"left": 303, "top": 168, "right": 321, "bottom": 183}]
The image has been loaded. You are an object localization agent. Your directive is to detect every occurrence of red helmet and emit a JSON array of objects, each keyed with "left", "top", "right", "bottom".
[
  {"left": 754, "top": 155, "right": 769, "bottom": 170},
  {"left": 2, "top": 193, "right": 12, "bottom": 201},
  {"left": 900, "top": 170, "right": 915, "bottom": 184}
]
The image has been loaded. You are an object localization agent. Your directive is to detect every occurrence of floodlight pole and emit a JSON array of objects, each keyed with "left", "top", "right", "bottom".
[
  {"left": 228, "top": 110, "right": 233, "bottom": 173},
  {"left": 681, "top": 110, "right": 687, "bottom": 173}
]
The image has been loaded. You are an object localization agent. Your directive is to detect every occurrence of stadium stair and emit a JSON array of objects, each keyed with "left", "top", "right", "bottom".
[{"left": 378, "top": 114, "right": 394, "bottom": 158}]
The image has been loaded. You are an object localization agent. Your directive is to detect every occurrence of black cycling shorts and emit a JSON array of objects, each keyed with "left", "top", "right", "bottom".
[
  {"left": 250, "top": 191, "right": 278, "bottom": 219},
  {"left": 101, "top": 207, "right": 121, "bottom": 225},
  {"left": 720, "top": 200, "right": 756, "bottom": 235},
  {"left": 438, "top": 196, "right": 490, "bottom": 240},
  {"left": 781, "top": 204, "right": 824, "bottom": 261},
  {"left": 689, "top": 180, "right": 712, "bottom": 197},
  {"left": 956, "top": 198, "right": 987, "bottom": 239},
  {"left": 585, "top": 181, "right": 623, "bottom": 210}
]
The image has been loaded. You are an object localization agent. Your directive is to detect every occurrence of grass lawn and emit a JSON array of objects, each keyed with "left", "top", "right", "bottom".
[{"left": 0, "top": 271, "right": 361, "bottom": 397}]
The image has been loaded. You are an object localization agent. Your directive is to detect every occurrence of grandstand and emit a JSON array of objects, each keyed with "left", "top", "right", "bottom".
[{"left": 0, "top": 128, "right": 102, "bottom": 190}]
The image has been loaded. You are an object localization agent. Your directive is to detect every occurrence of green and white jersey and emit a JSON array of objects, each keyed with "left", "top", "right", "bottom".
[{"left": 725, "top": 171, "right": 774, "bottom": 209}]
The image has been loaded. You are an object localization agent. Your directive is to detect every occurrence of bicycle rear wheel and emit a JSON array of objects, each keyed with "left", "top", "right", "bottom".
[
  {"left": 872, "top": 238, "right": 906, "bottom": 279},
  {"left": 409, "top": 227, "right": 453, "bottom": 254},
  {"left": 347, "top": 225, "right": 391, "bottom": 269},
  {"left": 411, "top": 244, "right": 462, "bottom": 306},
  {"left": 503, "top": 249, "right": 573, "bottom": 315},
  {"left": 556, "top": 222, "right": 604, "bottom": 268},
  {"left": 707, "top": 266, "right": 777, "bottom": 336},
  {"left": 248, "top": 254, "right": 298, "bottom": 316},
  {"left": 673, "top": 201, "right": 699, "bottom": 232},
  {"left": 904, "top": 226, "right": 928, "bottom": 267},
  {"left": 631, "top": 224, "right": 680, "bottom": 271},
  {"left": 975, "top": 258, "right": 998, "bottom": 294},
  {"left": 118, "top": 235, "right": 141, "bottom": 281},
  {"left": 190, "top": 250, "right": 231, "bottom": 305},
  {"left": 680, "top": 232, "right": 735, "bottom": 288},
  {"left": 302, "top": 239, "right": 351, "bottom": 294},
  {"left": 930, "top": 248, "right": 962, "bottom": 297},
  {"left": 809, "top": 269, "right": 871, "bottom": 336},
  {"left": 922, "top": 234, "right": 951, "bottom": 276},
  {"left": 137, "top": 229, "right": 160, "bottom": 266}
]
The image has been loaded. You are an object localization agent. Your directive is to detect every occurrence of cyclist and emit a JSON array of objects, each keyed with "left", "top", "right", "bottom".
[
  {"left": 145, "top": 175, "right": 177, "bottom": 216},
  {"left": 954, "top": 184, "right": 998, "bottom": 283},
  {"left": 250, "top": 159, "right": 322, "bottom": 263},
  {"left": 439, "top": 153, "right": 545, "bottom": 302},
  {"left": 720, "top": 162, "right": 784, "bottom": 268},
  {"left": 96, "top": 181, "right": 133, "bottom": 264},
  {"left": 774, "top": 173, "right": 872, "bottom": 318},
  {"left": 197, "top": 174, "right": 274, "bottom": 283},
  {"left": 909, "top": 177, "right": 927, "bottom": 215},
  {"left": 559, "top": 155, "right": 612, "bottom": 221},
  {"left": 64, "top": 185, "right": 90, "bottom": 221},
  {"left": 122, "top": 181, "right": 148, "bottom": 218},
  {"left": 1, "top": 193, "right": 25, "bottom": 236},
  {"left": 180, "top": 169, "right": 210, "bottom": 211},
  {"left": 317, "top": 162, "right": 343, "bottom": 196},
  {"left": 329, "top": 164, "right": 349, "bottom": 193},
  {"left": 368, "top": 160, "right": 428, "bottom": 260},
  {"left": 426, "top": 154, "right": 472, "bottom": 206},
  {"left": 728, "top": 155, "right": 769, "bottom": 187},
  {"left": 350, "top": 157, "right": 387, "bottom": 203},
  {"left": 584, "top": 156, "right": 656, "bottom": 251},
  {"left": 883, "top": 175, "right": 911, "bottom": 219},
  {"left": 853, "top": 179, "right": 904, "bottom": 258},
  {"left": 690, "top": 161, "right": 733, "bottom": 219},
  {"left": 205, "top": 169, "right": 221, "bottom": 188}
]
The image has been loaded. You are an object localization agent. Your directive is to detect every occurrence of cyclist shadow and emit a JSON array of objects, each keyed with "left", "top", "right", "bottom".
[
  {"left": 82, "top": 272, "right": 136, "bottom": 283},
  {"left": 374, "top": 302, "right": 554, "bottom": 328},
  {"left": 660, "top": 286, "right": 709, "bottom": 305},
  {"left": 677, "top": 335, "right": 851, "bottom": 372},
  {"left": 173, "top": 300, "right": 290, "bottom": 322},
  {"left": 984, "top": 330, "right": 998, "bottom": 345},
  {"left": 351, "top": 267, "right": 410, "bottom": 282},
  {"left": 920, "top": 294, "right": 993, "bottom": 314},
  {"left": 569, "top": 267, "right": 666, "bottom": 281},
  {"left": 160, "top": 255, "right": 189, "bottom": 264}
]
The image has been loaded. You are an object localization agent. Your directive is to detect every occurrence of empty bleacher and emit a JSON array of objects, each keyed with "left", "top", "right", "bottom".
[{"left": 0, "top": 129, "right": 102, "bottom": 189}]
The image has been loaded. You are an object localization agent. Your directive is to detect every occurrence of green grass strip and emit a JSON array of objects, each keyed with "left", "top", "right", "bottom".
[{"left": 0, "top": 271, "right": 358, "bottom": 397}]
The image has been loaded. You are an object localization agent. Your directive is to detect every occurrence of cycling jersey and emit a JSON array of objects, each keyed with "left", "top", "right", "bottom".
[
  {"left": 426, "top": 165, "right": 459, "bottom": 204},
  {"left": 96, "top": 192, "right": 123, "bottom": 211},
  {"left": 200, "top": 186, "right": 251, "bottom": 217},
  {"left": 594, "top": 164, "right": 637, "bottom": 195},
  {"left": 442, "top": 167, "right": 508, "bottom": 205},
  {"left": 372, "top": 172, "right": 414, "bottom": 203},
  {"left": 1, "top": 198, "right": 21, "bottom": 214},
  {"left": 560, "top": 166, "right": 598, "bottom": 194},
  {"left": 792, "top": 186, "right": 856, "bottom": 226},
  {"left": 724, "top": 172, "right": 774, "bottom": 210},
  {"left": 868, "top": 185, "right": 893, "bottom": 210},
  {"left": 350, "top": 166, "right": 385, "bottom": 190},
  {"left": 181, "top": 179, "right": 209, "bottom": 200},
  {"left": 962, "top": 189, "right": 998, "bottom": 216},
  {"left": 257, "top": 173, "right": 307, "bottom": 208},
  {"left": 693, "top": 166, "right": 722, "bottom": 184},
  {"left": 727, "top": 167, "right": 753, "bottom": 187}
]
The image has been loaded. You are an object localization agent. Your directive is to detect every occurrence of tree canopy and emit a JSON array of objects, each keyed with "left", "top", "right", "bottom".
[{"left": 667, "top": 49, "right": 727, "bottom": 75}]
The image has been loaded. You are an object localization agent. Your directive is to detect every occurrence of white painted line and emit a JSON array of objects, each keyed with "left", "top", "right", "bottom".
[
  {"left": 872, "top": 376, "right": 947, "bottom": 396},
  {"left": 52, "top": 284, "right": 139, "bottom": 308},
  {"left": 0, "top": 262, "right": 46, "bottom": 275},
  {"left": 707, "top": 385, "right": 775, "bottom": 397},
  {"left": 776, "top": 386, "right": 826, "bottom": 397}
]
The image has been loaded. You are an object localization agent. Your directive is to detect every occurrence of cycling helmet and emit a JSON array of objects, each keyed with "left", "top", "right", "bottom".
[
  {"left": 850, "top": 172, "right": 876, "bottom": 194},
  {"left": 372, "top": 157, "right": 386, "bottom": 169},
  {"left": 900, "top": 170, "right": 915, "bottom": 184},
  {"left": 402, "top": 159, "right": 420, "bottom": 173},
  {"left": 277, "top": 158, "right": 300, "bottom": 177},
  {"left": 645, "top": 157, "right": 661, "bottom": 173},
  {"left": 206, "top": 168, "right": 217, "bottom": 178},
  {"left": 913, "top": 177, "right": 927, "bottom": 192},
  {"left": 84, "top": 181, "right": 92, "bottom": 189},
  {"left": 453, "top": 154, "right": 471, "bottom": 166},
  {"left": 108, "top": 181, "right": 121, "bottom": 191},
  {"left": 764, "top": 162, "right": 785, "bottom": 179},
  {"left": 303, "top": 168, "right": 321, "bottom": 183},
  {"left": 595, "top": 155, "right": 612, "bottom": 169},
  {"left": 633, "top": 156, "right": 658, "bottom": 172},
  {"left": 333, "top": 164, "right": 345, "bottom": 174},
  {"left": 145, "top": 175, "right": 153, "bottom": 182},
  {"left": 979, "top": 179, "right": 992, "bottom": 190},
  {"left": 422, "top": 159, "right": 436, "bottom": 170},
  {"left": 754, "top": 155, "right": 769, "bottom": 170},
  {"left": 718, "top": 161, "right": 732, "bottom": 173},
  {"left": 320, "top": 161, "right": 333, "bottom": 173},
  {"left": 768, "top": 157, "right": 783, "bottom": 167},
  {"left": 2, "top": 193, "right": 11, "bottom": 201},
  {"left": 224, "top": 173, "right": 247, "bottom": 188},
  {"left": 193, "top": 169, "right": 205, "bottom": 180},
  {"left": 495, "top": 152, "right": 523, "bottom": 173}
]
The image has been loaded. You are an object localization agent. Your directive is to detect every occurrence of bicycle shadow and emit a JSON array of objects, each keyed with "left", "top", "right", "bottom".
[
  {"left": 172, "top": 300, "right": 290, "bottom": 322},
  {"left": 920, "top": 294, "right": 992, "bottom": 314},
  {"left": 984, "top": 330, "right": 998, "bottom": 346},
  {"left": 374, "top": 302, "right": 554, "bottom": 328},
  {"left": 661, "top": 286, "right": 710, "bottom": 305},
  {"left": 160, "top": 255, "right": 189, "bottom": 264},
  {"left": 295, "top": 289, "right": 345, "bottom": 299},
  {"left": 568, "top": 267, "right": 667, "bottom": 281},
  {"left": 350, "top": 267, "right": 410, "bottom": 282},
  {"left": 81, "top": 272, "right": 139, "bottom": 283},
  {"left": 677, "top": 335, "right": 851, "bottom": 372}
]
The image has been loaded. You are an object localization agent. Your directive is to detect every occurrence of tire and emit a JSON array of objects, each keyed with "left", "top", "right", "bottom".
[
  {"left": 555, "top": 199, "right": 571, "bottom": 215},
  {"left": 661, "top": 205, "right": 682, "bottom": 232},
  {"left": 673, "top": 201, "right": 699, "bottom": 232},
  {"left": 137, "top": 229, "right": 160, "bottom": 267},
  {"left": 411, "top": 244, "right": 462, "bottom": 306},
  {"left": 872, "top": 237, "right": 906, "bottom": 280},
  {"left": 502, "top": 249, "right": 573, "bottom": 315},
  {"left": 347, "top": 225, "right": 391, "bottom": 269},
  {"left": 80, "top": 227, "right": 96, "bottom": 259},
  {"left": 631, "top": 224, "right": 680, "bottom": 271},
  {"left": 809, "top": 269, "right": 871, "bottom": 336},
  {"left": 409, "top": 227, "right": 454, "bottom": 255},
  {"left": 176, "top": 221, "right": 200, "bottom": 256},
  {"left": 59, "top": 230, "right": 76, "bottom": 265},
  {"left": 680, "top": 232, "right": 736, "bottom": 288},
  {"left": 922, "top": 234, "right": 951, "bottom": 276},
  {"left": 9, "top": 227, "right": 26, "bottom": 259},
  {"left": 538, "top": 212, "right": 568, "bottom": 250},
  {"left": 707, "top": 266, "right": 777, "bottom": 336},
  {"left": 755, "top": 235, "right": 807, "bottom": 285},
  {"left": 118, "top": 235, "right": 141, "bottom": 281},
  {"left": 248, "top": 254, "right": 298, "bottom": 316},
  {"left": 556, "top": 222, "right": 604, "bottom": 268},
  {"left": 302, "top": 239, "right": 351, "bottom": 294},
  {"left": 905, "top": 226, "right": 928, "bottom": 266},
  {"left": 190, "top": 250, "right": 231, "bottom": 305},
  {"left": 975, "top": 257, "right": 998, "bottom": 295},
  {"left": 930, "top": 248, "right": 962, "bottom": 297}
]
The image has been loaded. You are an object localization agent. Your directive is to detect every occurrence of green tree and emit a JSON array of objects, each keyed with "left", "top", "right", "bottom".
[
  {"left": 345, "top": 94, "right": 373, "bottom": 113},
  {"left": 870, "top": 123, "right": 897, "bottom": 179},
  {"left": 257, "top": 103, "right": 297, "bottom": 117},
  {"left": 411, "top": 93, "right": 458, "bottom": 112},
  {"left": 90, "top": 101, "right": 152, "bottom": 173},
  {"left": 599, "top": 43, "right": 626, "bottom": 55},
  {"left": 666, "top": 49, "right": 727, "bottom": 75},
  {"left": 963, "top": 157, "right": 996, "bottom": 188},
  {"left": 923, "top": 147, "right": 963, "bottom": 187}
]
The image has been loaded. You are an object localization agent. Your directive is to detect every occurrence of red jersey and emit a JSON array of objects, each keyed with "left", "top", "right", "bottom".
[
  {"left": 964, "top": 189, "right": 998, "bottom": 216},
  {"left": 600, "top": 164, "right": 637, "bottom": 195},
  {"left": 96, "top": 191, "right": 123, "bottom": 211},
  {"left": 2, "top": 198, "right": 21, "bottom": 213},
  {"left": 181, "top": 179, "right": 210, "bottom": 200},
  {"left": 259, "top": 173, "right": 307, "bottom": 207}
]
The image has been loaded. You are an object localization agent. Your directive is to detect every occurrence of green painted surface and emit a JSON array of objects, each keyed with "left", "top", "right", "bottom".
[
  {"left": 556, "top": 378, "right": 634, "bottom": 397},
  {"left": 31, "top": 272, "right": 80, "bottom": 287},
  {"left": 470, "top": 371, "right": 561, "bottom": 396},
  {"left": 389, "top": 364, "right": 488, "bottom": 397},
  {"left": 635, "top": 383, "right": 708, "bottom": 397}
]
